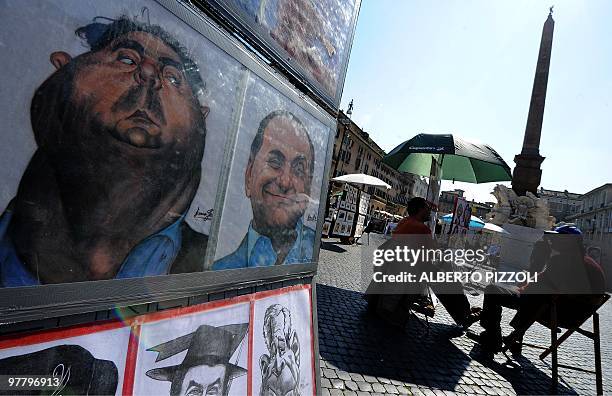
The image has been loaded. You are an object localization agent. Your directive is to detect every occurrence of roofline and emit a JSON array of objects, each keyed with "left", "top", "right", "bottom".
[{"left": 580, "top": 183, "right": 612, "bottom": 197}]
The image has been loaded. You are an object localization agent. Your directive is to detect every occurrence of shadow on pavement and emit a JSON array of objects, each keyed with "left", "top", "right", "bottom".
[
  {"left": 320, "top": 241, "right": 347, "bottom": 253},
  {"left": 316, "top": 283, "right": 578, "bottom": 394},
  {"left": 466, "top": 344, "right": 577, "bottom": 395}
]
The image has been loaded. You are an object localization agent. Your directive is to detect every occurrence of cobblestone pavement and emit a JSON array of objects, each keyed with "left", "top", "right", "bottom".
[{"left": 315, "top": 235, "right": 612, "bottom": 395}]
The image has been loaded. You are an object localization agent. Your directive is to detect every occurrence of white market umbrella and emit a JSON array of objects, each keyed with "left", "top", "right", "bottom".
[
  {"left": 482, "top": 223, "right": 510, "bottom": 234},
  {"left": 332, "top": 173, "right": 392, "bottom": 189}
]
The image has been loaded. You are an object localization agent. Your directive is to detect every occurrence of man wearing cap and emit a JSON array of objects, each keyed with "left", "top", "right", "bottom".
[
  {"left": 146, "top": 323, "right": 248, "bottom": 396},
  {"left": 478, "top": 226, "right": 606, "bottom": 354},
  {"left": 0, "top": 16, "right": 210, "bottom": 287}
]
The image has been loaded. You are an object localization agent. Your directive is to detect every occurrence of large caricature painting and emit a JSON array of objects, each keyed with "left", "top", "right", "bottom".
[
  {"left": 0, "top": 323, "right": 131, "bottom": 395},
  {"left": 133, "top": 302, "right": 250, "bottom": 395},
  {"left": 0, "top": 0, "right": 242, "bottom": 288},
  {"left": 212, "top": 73, "right": 329, "bottom": 270},
  {"left": 252, "top": 287, "right": 314, "bottom": 396},
  {"left": 214, "top": 0, "right": 361, "bottom": 105}
]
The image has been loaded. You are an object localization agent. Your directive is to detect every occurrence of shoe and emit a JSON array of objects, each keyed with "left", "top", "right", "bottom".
[
  {"left": 503, "top": 332, "right": 523, "bottom": 356},
  {"left": 460, "top": 308, "right": 482, "bottom": 330}
]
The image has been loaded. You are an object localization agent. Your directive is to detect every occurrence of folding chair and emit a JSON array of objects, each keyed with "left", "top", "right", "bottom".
[{"left": 508, "top": 294, "right": 609, "bottom": 395}]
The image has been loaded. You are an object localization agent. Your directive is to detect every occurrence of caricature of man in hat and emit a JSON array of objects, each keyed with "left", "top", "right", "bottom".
[{"left": 146, "top": 323, "right": 248, "bottom": 396}]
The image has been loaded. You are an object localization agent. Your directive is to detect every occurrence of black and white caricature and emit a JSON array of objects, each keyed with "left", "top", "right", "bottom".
[
  {"left": 260, "top": 304, "right": 300, "bottom": 396},
  {"left": 0, "top": 345, "right": 118, "bottom": 395},
  {"left": 145, "top": 324, "right": 248, "bottom": 396}
]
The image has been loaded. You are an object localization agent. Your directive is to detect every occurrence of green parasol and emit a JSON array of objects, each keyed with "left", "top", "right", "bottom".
[{"left": 383, "top": 133, "right": 512, "bottom": 183}]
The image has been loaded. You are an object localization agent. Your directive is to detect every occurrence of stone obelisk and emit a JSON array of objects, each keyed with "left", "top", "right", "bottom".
[{"left": 512, "top": 8, "right": 554, "bottom": 196}]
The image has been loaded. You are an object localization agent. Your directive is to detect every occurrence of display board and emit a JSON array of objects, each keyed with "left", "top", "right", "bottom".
[
  {"left": 330, "top": 183, "right": 358, "bottom": 237},
  {"left": 426, "top": 157, "right": 441, "bottom": 236},
  {"left": 358, "top": 191, "right": 371, "bottom": 216},
  {"left": 354, "top": 214, "right": 366, "bottom": 238},
  {"left": 0, "top": 285, "right": 316, "bottom": 396},
  {"left": 352, "top": 192, "right": 369, "bottom": 238},
  {"left": 197, "top": 0, "right": 362, "bottom": 110},
  {"left": 449, "top": 197, "right": 471, "bottom": 236},
  {"left": 0, "top": 0, "right": 335, "bottom": 322}
]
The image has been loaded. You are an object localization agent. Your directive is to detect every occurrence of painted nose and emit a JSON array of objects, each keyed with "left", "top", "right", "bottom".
[
  {"left": 135, "top": 61, "right": 162, "bottom": 90},
  {"left": 277, "top": 167, "right": 293, "bottom": 192},
  {"left": 273, "top": 354, "right": 284, "bottom": 374}
]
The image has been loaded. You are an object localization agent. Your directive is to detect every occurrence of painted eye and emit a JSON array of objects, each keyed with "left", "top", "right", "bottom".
[
  {"left": 206, "top": 386, "right": 220, "bottom": 396},
  {"left": 118, "top": 56, "right": 135, "bottom": 65},
  {"left": 164, "top": 67, "right": 183, "bottom": 86},
  {"left": 268, "top": 159, "right": 282, "bottom": 169}
]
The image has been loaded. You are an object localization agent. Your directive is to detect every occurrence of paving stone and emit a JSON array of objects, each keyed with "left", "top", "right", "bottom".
[
  {"left": 357, "top": 382, "right": 373, "bottom": 392},
  {"left": 330, "top": 389, "right": 343, "bottom": 396},
  {"left": 384, "top": 384, "right": 400, "bottom": 394},
  {"left": 396, "top": 385, "right": 411, "bottom": 394},
  {"left": 338, "top": 371, "right": 352, "bottom": 381},
  {"left": 345, "top": 381, "right": 359, "bottom": 391},
  {"left": 323, "top": 369, "right": 338, "bottom": 379},
  {"left": 331, "top": 379, "right": 345, "bottom": 390},
  {"left": 371, "top": 383, "right": 386, "bottom": 393},
  {"left": 481, "top": 387, "right": 497, "bottom": 396},
  {"left": 350, "top": 373, "right": 365, "bottom": 382},
  {"left": 321, "top": 378, "right": 332, "bottom": 388}
]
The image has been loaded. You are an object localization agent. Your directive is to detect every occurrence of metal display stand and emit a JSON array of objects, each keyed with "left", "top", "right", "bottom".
[{"left": 0, "top": 1, "right": 362, "bottom": 393}]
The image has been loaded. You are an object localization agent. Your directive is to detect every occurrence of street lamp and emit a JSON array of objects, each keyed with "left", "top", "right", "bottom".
[
  {"left": 326, "top": 100, "right": 353, "bottom": 220},
  {"left": 332, "top": 99, "right": 353, "bottom": 178}
]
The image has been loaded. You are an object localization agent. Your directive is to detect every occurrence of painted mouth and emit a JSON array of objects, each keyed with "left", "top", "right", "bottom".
[
  {"left": 127, "top": 110, "right": 159, "bottom": 126},
  {"left": 110, "top": 110, "right": 162, "bottom": 149}
]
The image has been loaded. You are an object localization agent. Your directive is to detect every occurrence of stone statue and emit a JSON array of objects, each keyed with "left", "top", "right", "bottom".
[{"left": 487, "top": 185, "right": 554, "bottom": 230}]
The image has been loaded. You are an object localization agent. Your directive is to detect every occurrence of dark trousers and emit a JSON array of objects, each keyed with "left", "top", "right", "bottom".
[
  {"left": 480, "top": 284, "right": 520, "bottom": 336},
  {"left": 430, "top": 282, "right": 471, "bottom": 326},
  {"left": 480, "top": 284, "right": 549, "bottom": 337}
]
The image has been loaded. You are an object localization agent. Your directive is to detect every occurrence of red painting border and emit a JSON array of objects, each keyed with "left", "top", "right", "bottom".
[
  {"left": 0, "top": 318, "right": 128, "bottom": 350},
  {"left": 122, "top": 324, "right": 141, "bottom": 396},
  {"left": 0, "top": 284, "right": 314, "bottom": 396},
  {"left": 248, "top": 284, "right": 314, "bottom": 395},
  {"left": 308, "top": 286, "right": 316, "bottom": 396},
  {"left": 247, "top": 300, "right": 255, "bottom": 396},
  {"left": 134, "top": 293, "right": 252, "bottom": 325}
]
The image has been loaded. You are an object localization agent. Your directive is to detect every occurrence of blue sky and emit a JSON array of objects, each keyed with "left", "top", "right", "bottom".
[{"left": 339, "top": 0, "right": 611, "bottom": 203}]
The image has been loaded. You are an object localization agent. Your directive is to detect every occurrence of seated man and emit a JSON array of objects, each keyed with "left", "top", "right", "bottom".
[
  {"left": 391, "top": 197, "right": 480, "bottom": 329},
  {"left": 478, "top": 226, "right": 606, "bottom": 354}
]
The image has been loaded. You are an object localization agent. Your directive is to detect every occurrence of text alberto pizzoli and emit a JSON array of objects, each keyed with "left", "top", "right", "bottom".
[{"left": 371, "top": 247, "right": 538, "bottom": 284}]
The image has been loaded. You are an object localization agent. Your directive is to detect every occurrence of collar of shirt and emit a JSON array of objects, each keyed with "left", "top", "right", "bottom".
[
  {"left": 0, "top": 207, "right": 184, "bottom": 287},
  {"left": 247, "top": 219, "right": 305, "bottom": 267}
]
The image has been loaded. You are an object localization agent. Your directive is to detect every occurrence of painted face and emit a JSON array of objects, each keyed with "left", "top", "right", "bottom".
[
  {"left": 179, "top": 364, "right": 227, "bottom": 396},
  {"left": 245, "top": 116, "right": 313, "bottom": 234},
  {"left": 262, "top": 315, "right": 299, "bottom": 396},
  {"left": 65, "top": 31, "right": 203, "bottom": 151}
]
